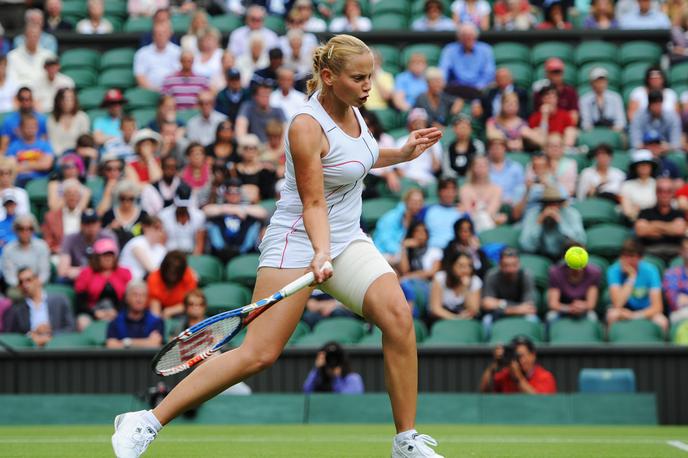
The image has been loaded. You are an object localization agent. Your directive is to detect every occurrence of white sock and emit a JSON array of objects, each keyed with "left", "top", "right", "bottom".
[
  {"left": 395, "top": 429, "right": 417, "bottom": 442},
  {"left": 143, "top": 410, "right": 163, "bottom": 432}
]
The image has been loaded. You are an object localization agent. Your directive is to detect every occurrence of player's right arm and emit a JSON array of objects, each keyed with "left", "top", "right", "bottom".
[{"left": 289, "top": 114, "right": 333, "bottom": 284}]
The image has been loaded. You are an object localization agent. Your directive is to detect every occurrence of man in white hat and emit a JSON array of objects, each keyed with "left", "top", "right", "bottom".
[{"left": 579, "top": 67, "right": 626, "bottom": 132}]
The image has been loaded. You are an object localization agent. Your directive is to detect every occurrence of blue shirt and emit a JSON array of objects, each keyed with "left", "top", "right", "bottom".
[
  {"left": 607, "top": 260, "right": 661, "bottom": 311},
  {"left": 439, "top": 41, "right": 495, "bottom": 90},
  {"left": 26, "top": 292, "right": 50, "bottom": 331},
  {"left": 107, "top": 310, "right": 164, "bottom": 340},
  {"left": 423, "top": 204, "right": 468, "bottom": 249},
  {"left": 6, "top": 138, "right": 54, "bottom": 181},
  {"left": 489, "top": 160, "right": 525, "bottom": 205},
  {"left": 93, "top": 116, "right": 122, "bottom": 139},
  {"left": 0, "top": 214, "right": 16, "bottom": 255},
  {"left": 619, "top": 10, "right": 671, "bottom": 29},
  {"left": 394, "top": 71, "right": 428, "bottom": 107},
  {"left": 1, "top": 111, "right": 48, "bottom": 144}
]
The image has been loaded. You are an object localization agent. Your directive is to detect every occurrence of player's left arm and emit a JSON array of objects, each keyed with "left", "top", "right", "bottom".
[{"left": 373, "top": 127, "right": 442, "bottom": 168}]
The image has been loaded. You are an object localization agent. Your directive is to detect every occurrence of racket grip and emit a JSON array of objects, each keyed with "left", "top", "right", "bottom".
[{"left": 280, "top": 262, "right": 333, "bottom": 297}]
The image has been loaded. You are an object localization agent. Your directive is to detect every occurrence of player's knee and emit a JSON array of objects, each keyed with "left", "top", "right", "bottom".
[
  {"left": 252, "top": 347, "right": 282, "bottom": 371},
  {"left": 379, "top": 300, "right": 414, "bottom": 339}
]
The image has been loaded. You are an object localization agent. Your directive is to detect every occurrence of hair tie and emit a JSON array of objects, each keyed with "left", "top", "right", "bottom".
[{"left": 328, "top": 45, "right": 334, "bottom": 59}]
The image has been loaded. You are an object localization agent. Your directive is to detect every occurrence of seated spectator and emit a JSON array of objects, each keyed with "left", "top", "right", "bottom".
[
  {"left": 442, "top": 114, "right": 485, "bottom": 179},
  {"left": 362, "top": 48, "right": 394, "bottom": 111},
  {"left": 0, "top": 158, "right": 30, "bottom": 219},
  {"left": 231, "top": 134, "right": 278, "bottom": 202},
  {"left": 412, "top": 0, "right": 456, "bottom": 31},
  {"left": 72, "top": 133, "right": 99, "bottom": 180},
  {"left": 159, "top": 187, "right": 206, "bottom": 255},
  {"left": 482, "top": 67, "right": 530, "bottom": 120},
  {"left": 394, "top": 109, "right": 442, "bottom": 188},
  {"left": 487, "top": 135, "right": 526, "bottom": 208},
  {"left": 47, "top": 88, "right": 90, "bottom": 156},
  {"left": 280, "top": 27, "right": 315, "bottom": 89},
  {"left": 44, "top": 0, "right": 74, "bottom": 33},
  {"left": 187, "top": 90, "right": 228, "bottom": 147},
  {"left": 28, "top": 322, "right": 53, "bottom": 348},
  {"left": 544, "top": 133, "right": 577, "bottom": 196},
  {"left": 359, "top": 110, "right": 399, "bottom": 196},
  {"left": 577, "top": 144, "right": 626, "bottom": 201},
  {"left": 33, "top": 58, "right": 75, "bottom": 114},
  {"left": 481, "top": 248, "right": 538, "bottom": 336},
  {"left": 373, "top": 188, "right": 424, "bottom": 265},
  {"left": 1, "top": 214, "right": 50, "bottom": 294},
  {"left": 393, "top": 53, "right": 428, "bottom": 113},
  {"left": 439, "top": 23, "right": 495, "bottom": 100},
  {"left": 493, "top": 0, "right": 536, "bottom": 30},
  {"left": 134, "top": 21, "right": 181, "bottom": 91},
  {"left": 480, "top": 336, "right": 557, "bottom": 393},
  {"left": 203, "top": 178, "right": 269, "bottom": 262},
  {"left": 141, "top": 156, "right": 184, "bottom": 214},
  {"left": 76, "top": 0, "right": 113, "bottom": 34},
  {"left": 181, "top": 142, "right": 211, "bottom": 192},
  {"left": 546, "top": 249, "right": 601, "bottom": 323},
  {"left": 399, "top": 221, "right": 443, "bottom": 281},
  {"left": 628, "top": 67, "right": 679, "bottom": 122},
  {"left": 3, "top": 267, "right": 74, "bottom": 334},
  {"left": 629, "top": 90, "right": 682, "bottom": 151},
  {"left": 303, "top": 342, "right": 364, "bottom": 394},
  {"left": 607, "top": 238, "right": 668, "bottom": 333},
  {"left": 451, "top": 0, "right": 491, "bottom": 30},
  {"left": 662, "top": 236, "right": 688, "bottom": 324},
  {"left": 302, "top": 289, "right": 356, "bottom": 329},
  {"left": 165, "top": 288, "right": 208, "bottom": 339},
  {"left": 7, "top": 23, "right": 55, "bottom": 88},
  {"left": 148, "top": 95, "right": 184, "bottom": 134},
  {"left": 414, "top": 67, "right": 463, "bottom": 128},
  {"left": 106, "top": 280, "right": 164, "bottom": 349},
  {"left": 214, "top": 69, "right": 248, "bottom": 122},
  {"left": 329, "top": 0, "right": 372, "bottom": 32},
  {"left": 180, "top": 9, "right": 208, "bottom": 53},
  {"left": 487, "top": 92, "right": 542, "bottom": 151},
  {"left": 6, "top": 114, "right": 54, "bottom": 186},
  {"left": 125, "top": 129, "right": 163, "bottom": 185},
  {"left": 0, "top": 191, "right": 19, "bottom": 254},
  {"left": 443, "top": 217, "right": 490, "bottom": 279},
  {"left": 47, "top": 155, "right": 90, "bottom": 212},
  {"left": 148, "top": 250, "right": 198, "bottom": 319},
  {"left": 460, "top": 156, "right": 506, "bottom": 232},
  {"left": 41, "top": 179, "right": 86, "bottom": 254},
  {"left": 580, "top": 67, "right": 626, "bottom": 132},
  {"left": 93, "top": 89, "right": 127, "bottom": 146},
  {"left": 102, "top": 180, "right": 148, "bottom": 248},
  {"left": 161, "top": 51, "right": 210, "bottom": 110},
  {"left": 128, "top": 1, "right": 172, "bottom": 19},
  {"left": 635, "top": 177, "right": 686, "bottom": 262},
  {"left": 17, "top": 9, "right": 56, "bottom": 51},
  {"left": 670, "top": 12, "right": 688, "bottom": 62},
  {"left": 227, "top": 5, "right": 279, "bottom": 60},
  {"left": 235, "top": 32, "right": 269, "bottom": 87},
  {"left": 119, "top": 215, "right": 167, "bottom": 280},
  {"left": 533, "top": 58, "right": 579, "bottom": 125},
  {"left": 95, "top": 154, "right": 126, "bottom": 216},
  {"left": 520, "top": 185, "right": 586, "bottom": 259},
  {"left": 619, "top": 0, "right": 670, "bottom": 29},
  {"left": 158, "top": 119, "right": 188, "bottom": 164},
  {"left": 192, "top": 28, "right": 224, "bottom": 92},
  {"left": 0, "top": 87, "right": 48, "bottom": 154},
  {"left": 528, "top": 85, "right": 578, "bottom": 148},
  {"left": 536, "top": 0, "right": 572, "bottom": 29},
  {"left": 251, "top": 47, "right": 284, "bottom": 90},
  {"left": 74, "top": 238, "right": 132, "bottom": 331},
  {"left": 429, "top": 248, "right": 482, "bottom": 320},
  {"left": 262, "top": 120, "right": 286, "bottom": 175},
  {"left": 197, "top": 161, "right": 229, "bottom": 208},
  {"left": 235, "top": 84, "right": 286, "bottom": 144},
  {"left": 642, "top": 131, "right": 683, "bottom": 186},
  {"left": 269, "top": 67, "right": 306, "bottom": 121},
  {"left": 0, "top": 55, "right": 17, "bottom": 113},
  {"left": 584, "top": 0, "right": 619, "bottom": 28},
  {"left": 620, "top": 149, "right": 658, "bottom": 222}
]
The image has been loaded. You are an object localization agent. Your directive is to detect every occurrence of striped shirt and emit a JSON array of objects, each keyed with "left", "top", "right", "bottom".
[{"left": 161, "top": 71, "right": 210, "bottom": 110}]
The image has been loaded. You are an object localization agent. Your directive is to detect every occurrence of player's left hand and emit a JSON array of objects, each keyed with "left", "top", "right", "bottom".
[{"left": 401, "top": 127, "right": 442, "bottom": 161}]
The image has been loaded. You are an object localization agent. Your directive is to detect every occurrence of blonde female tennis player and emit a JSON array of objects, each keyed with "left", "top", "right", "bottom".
[{"left": 112, "top": 34, "right": 443, "bottom": 458}]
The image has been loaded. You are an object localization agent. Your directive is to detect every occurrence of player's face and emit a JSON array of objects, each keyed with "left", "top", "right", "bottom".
[{"left": 333, "top": 52, "right": 373, "bottom": 107}]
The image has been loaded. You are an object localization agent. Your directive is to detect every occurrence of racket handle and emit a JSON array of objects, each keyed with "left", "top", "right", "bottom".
[{"left": 280, "top": 261, "right": 333, "bottom": 297}]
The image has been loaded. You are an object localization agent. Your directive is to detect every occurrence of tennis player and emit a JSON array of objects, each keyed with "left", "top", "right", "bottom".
[{"left": 112, "top": 34, "right": 443, "bottom": 458}]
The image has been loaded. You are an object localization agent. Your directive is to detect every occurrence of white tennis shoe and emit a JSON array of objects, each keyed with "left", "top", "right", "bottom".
[
  {"left": 111, "top": 410, "right": 157, "bottom": 458},
  {"left": 392, "top": 432, "right": 444, "bottom": 457}
]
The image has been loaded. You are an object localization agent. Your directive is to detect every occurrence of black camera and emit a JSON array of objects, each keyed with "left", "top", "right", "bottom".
[
  {"left": 594, "top": 118, "right": 614, "bottom": 128},
  {"left": 495, "top": 344, "right": 516, "bottom": 369}
]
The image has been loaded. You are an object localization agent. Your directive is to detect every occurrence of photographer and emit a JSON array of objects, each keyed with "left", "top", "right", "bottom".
[
  {"left": 303, "top": 342, "right": 364, "bottom": 394},
  {"left": 480, "top": 336, "right": 557, "bottom": 394}
]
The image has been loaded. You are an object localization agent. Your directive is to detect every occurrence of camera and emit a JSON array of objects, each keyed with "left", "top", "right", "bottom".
[{"left": 495, "top": 344, "right": 515, "bottom": 369}]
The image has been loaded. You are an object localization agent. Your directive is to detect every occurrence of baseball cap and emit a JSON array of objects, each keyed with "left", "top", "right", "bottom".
[
  {"left": 544, "top": 57, "right": 565, "bottom": 72},
  {"left": 589, "top": 67, "right": 608, "bottom": 81},
  {"left": 93, "top": 238, "right": 118, "bottom": 255},
  {"left": 100, "top": 89, "right": 128, "bottom": 107},
  {"left": 2, "top": 190, "right": 17, "bottom": 205},
  {"left": 648, "top": 90, "right": 664, "bottom": 104},
  {"left": 407, "top": 108, "right": 429, "bottom": 124},
  {"left": 81, "top": 208, "right": 100, "bottom": 224}
]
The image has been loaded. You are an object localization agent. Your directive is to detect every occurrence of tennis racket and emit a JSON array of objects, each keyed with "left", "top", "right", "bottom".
[{"left": 152, "top": 262, "right": 332, "bottom": 376}]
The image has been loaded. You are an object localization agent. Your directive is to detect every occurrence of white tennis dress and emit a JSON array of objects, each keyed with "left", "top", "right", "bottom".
[{"left": 259, "top": 91, "right": 380, "bottom": 269}]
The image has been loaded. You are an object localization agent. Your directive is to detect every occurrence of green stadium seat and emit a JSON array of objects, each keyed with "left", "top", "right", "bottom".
[
  {"left": 83, "top": 320, "right": 108, "bottom": 346},
  {"left": 549, "top": 318, "right": 603, "bottom": 344},
  {"left": 531, "top": 42, "right": 574, "bottom": 66},
  {"left": 572, "top": 198, "right": 619, "bottom": 227},
  {"left": 358, "top": 319, "right": 427, "bottom": 346},
  {"left": 130, "top": 108, "right": 156, "bottom": 127},
  {"left": 105, "top": 15, "right": 124, "bottom": 32},
  {"left": 669, "top": 255, "right": 683, "bottom": 268},
  {"left": 373, "top": 45, "right": 401, "bottom": 72},
  {"left": 44, "top": 283, "right": 76, "bottom": 311},
  {"left": 209, "top": 14, "right": 243, "bottom": 33},
  {"left": 98, "top": 69, "right": 136, "bottom": 89},
  {"left": 78, "top": 87, "right": 108, "bottom": 111},
  {"left": 574, "top": 41, "right": 617, "bottom": 66},
  {"left": 642, "top": 255, "right": 665, "bottom": 276},
  {"left": 579, "top": 368, "right": 636, "bottom": 392},
  {"left": 45, "top": 332, "right": 94, "bottom": 348},
  {"left": 124, "top": 16, "right": 153, "bottom": 33},
  {"left": 619, "top": 41, "right": 662, "bottom": 66},
  {"left": 373, "top": 0, "right": 409, "bottom": 14},
  {"left": 423, "top": 319, "right": 483, "bottom": 345},
  {"left": 287, "top": 321, "right": 310, "bottom": 346},
  {"left": 501, "top": 62, "right": 532, "bottom": 88},
  {"left": 63, "top": 69, "right": 97, "bottom": 90},
  {"left": 25, "top": 177, "right": 49, "bottom": 220},
  {"left": 177, "top": 109, "right": 199, "bottom": 124},
  {"left": 493, "top": 42, "right": 530, "bottom": 65},
  {"left": 370, "top": 108, "right": 402, "bottom": 131},
  {"left": 621, "top": 62, "right": 652, "bottom": 88},
  {"left": 371, "top": 13, "right": 407, "bottom": 30},
  {"left": 124, "top": 88, "right": 160, "bottom": 110},
  {"left": 259, "top": 198, "right": 277, "bottom": 215},
  {"left": 362, "top": 197, "right": 397, "bottom": 229},
  {"left": 609, "top": 320, "right": 664, "bottom": 344},
  {"left": 388, "top": 128, "right": 407, "bottom": 140},
  {"left": 0, "top": 333, "right": 33, "bottom": 348},
  {"left": 105, "top": 0, "right": 128, "bottom": 18},
  {"left": 226, "top": 253, "right": 260, "bottom": 287},
  {"left": 586, "top": 224, "right": 632, "bottom": 259},
  {"left": 578, "top": 127, "right": 624, "bottom": 150},
  {"left": 402, "top": 44, "right": 442, "bottom": 67},
  {"left": 611, "top": 151, "right": 631, "bottom": 173},
  {"left": 506, "top": 151, "right": 531, "bottom": 168},
  {"left": 519, "top": 254, "right": 551, "bottom": 290},
  {"left": 86, "top": 176, "right": 104, "bottom": 207},
  {"left": 668, "top": 151, "right": 688, "bottom": 178},
  {"left": 203, "top": 282, "right": 252, "bottom": 315},
  {"left": 62, "top": 1, "right": 87, "bottom": 21},
  {"left": 670, "top": 62, "right": 688, "bottom": 86},
  {"left": 187, "top": 254, "right": 224, "bottom": 286},
  {"left": 296, "top": 317, "right": 366, "bottom": 345},
  {"left": 264, "top": 15, "right": 285, "bottom": 34},
  {"left": 577, "top": 62, "right": 621, "bottom": 88},
  {"left": 100, "top": 48, "right": 136, "bottom": 70},
  {"left": 171, "top": 14, "right": 191, "bottom": 34},
  {"left": 479, "top": 225, "right": 521, "bottom": 248},
  {"left": 60, "top": 48, "right": 100, "bottom": 71},
  {"left": 489, "top": 317, "right": 543, "bottom": 343}
]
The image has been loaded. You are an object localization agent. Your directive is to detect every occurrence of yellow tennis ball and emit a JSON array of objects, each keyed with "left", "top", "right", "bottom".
[{"left": 565, "top": 246, "right": 589, "bottom": 270}]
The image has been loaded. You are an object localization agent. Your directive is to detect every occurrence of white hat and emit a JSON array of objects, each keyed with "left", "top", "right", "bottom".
[
  {"left": 131, "top": 128, "right": 161, "bottom": 147},
  {"left": 589, "top": 67, "right": 608, "bottom": 81}
]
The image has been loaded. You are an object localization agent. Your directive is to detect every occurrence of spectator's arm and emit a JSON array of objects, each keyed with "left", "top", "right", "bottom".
[
  {"left": 234, "top": 115, "right": 249, "bottom": 137},
  {"left": 478, "top": 47, "right": 496, "bottom": 89},
  {"left": 106, "top": 338, "right": 125, "bottom": 349},
  {"left": 479, "top": 362, "right": 499, "bottom": 393},
  {"left": 559, "top": 208, "right": 586, "bottom": 244},
  {"left": 1, "top": 250, "right": 16, "bottom": 287},
  {"left": 585, "top": 285, "right": 599, "bottom": 312},
  {"left": 637, "top": 288, "right": 663, "bottom": 319},
  {"left": 149, "top": 298, "right": 162, "bottom": 317},
  {"left": 547, "top": 287, "right": 568, "bottom": 313},
  {"left": 130, "top": 330, "right": 163, "bottom": 348},
  {"left": 193, "top": 228, "right": 206, "bottom": 256},
  {"left": 333, "top": 373, "right": 364, "bottom": 394},
  {"left": 463, "top": 287, "right": 481, "bottom": 318},
  {"left": 19, "top": 153, "right": 54, "bottom": 173},
  {"left": 132, "top": 245, "right": 158, "bottom": 275},
  {"left": 612, "top": 93, "right": 627, "bottom": 130},
  {"left": 303, "top": 368, "right": 320, "bottom": 393},
  {"left": 57, "top": 253, "right": 81, "bottom": 280},
  {"left": 0, "top": 135, "right": 8, "bottom": 154},
  {"left": 579, "top": 96, "right": 593, "bottom": 131},
  {"left": 669, "top": 113, "right": 683, "bottom": 149},
  {"left": 518, "top": 210, "right": 542, "bottom": 253},
  {"left": 609, "top": 280, "right": 634, "bottom": 309},
  {"left": 161, "top": 303, "right": 185, "bottom": 319},
  {"left": 628, "top": 114, "right": 644, "bottom": 148},
  {"left": 392, "top": 90, "right": 411, "bottom": 112},
  {"left": 513, "top": 365, "right": 538, "bottom": 394},
  {"left": 563, "top": 126, "right": 577, "bottom": 148},
  {"left": 635, "top": 218, "right": 664, "bottom": 238}
]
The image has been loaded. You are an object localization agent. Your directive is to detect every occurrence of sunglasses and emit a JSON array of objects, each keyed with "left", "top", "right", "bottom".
[
  {"left": 17, "top": 226, "right": 34, "bottom": 231},
  {"left": 105, "top": 166, "right": 122, "bottom": 172},
  {"left": 119, "top": 196, "right": 136, "bottom": 202}
]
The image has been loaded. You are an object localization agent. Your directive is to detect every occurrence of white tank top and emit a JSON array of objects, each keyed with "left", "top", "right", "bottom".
[{"left": 258, "top": 91, "right": 380, "bottom": 268}]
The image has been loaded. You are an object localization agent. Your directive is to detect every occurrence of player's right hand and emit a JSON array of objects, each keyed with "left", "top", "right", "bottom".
[{"left": 310, "top": 252, "right": 333, "bottom": 284}]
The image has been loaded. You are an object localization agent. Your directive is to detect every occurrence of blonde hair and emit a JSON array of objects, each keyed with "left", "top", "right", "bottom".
[
  {"left": 0, "top": 156, "right": 17, "bottom": 180},
  {"left": 306, "top": 34, "right": 370, "bottom": 96}
]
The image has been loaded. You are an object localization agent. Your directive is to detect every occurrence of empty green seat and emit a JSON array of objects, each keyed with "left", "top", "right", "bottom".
[
  {"left": 549, "top": 318, "right": 603, "bottom": 344},
  {"left": 519, "top": 254, "right": 551, "bottom": 290},
  {"left": 611, "top": 151, "right": 631, "bottom": 173},
  {"left": 177, "top": 109, "right": 199, "bottom": 124},
  {"left": 130, "top": 108, "right": 156, "bottom": 127},
  {"left": 209, "top": 14, "right": 243, "bottom": 33},
  {"left": 82, "top": 320, "right": 108, "bottom": 346},
  {"left": 619, "top": 41, "right": 662, "bottom": 66},
  {"left": 62, "top": 1, "right": 87, "bottom": 20},
  {"left": 0, "top": 333, "right": 33, "bottom": 348},
  {"left": 99, "top": 69, "right": 136, "bottom": 89},
  {"left": 479, "top": 225, "right": 521, "bottom": 248},
  {"left": 489, "top": 317, "right": 543, "bottom": 343},
  {"left": 203, "top": 282, "right": 252, "bottom": 315},
  {"left": 358, "top": 319, "right": 427, "bottom": 345},
  {"left": 100, "top": 48, "right": 135, "bottom": 70},
  {"left": 572, "top": 198, "right": 619, "bottom": 227},
  {"left": 45, "top": 332, "right": 94, "bottom": 348},
  {"left": 124, "top": 88, "right": 160, "bottom": 110},
  {"left": 423, "top": 319, "right": 483, "bottom": 345},
  {"left": 574, "top": 41, "right": 617, "bottom": 66},
  {"left": 287, "top": 321, "right": 310, "bottom": 346},
  {"left": 362, "top": 197, "right": 397, "bottom": 229},
  {"left": 586, "top": 224, "right": 632, "bottom": 259},
  {"left": 264, "top": 15, "right": 285, "bottom": 34},
  {"left": 373, "top": 45, "right": 400, "bottom": 72},
  {"left": 507, "top": 151, "right": 531, "bottom": 168},
  {"left": 370, "top": 108, "right": 402, "bottom": 131},
  {"left": 670, "top": 62, "right": 688, "bottom": 86},
  {"left": 402, "top": 44, "right": 442, "bottom": 67},
  {"left": 493, "top": 42, "right": 530, "bottom": 65},
  {"left": 296, "top": 317, "right": 366, "bottom": 345},
  {"left": 621, "top": 62, "right": 652, "bottom": 88},
  {"left": 225, "top": 253, "right": 260, "bottom": 287},
  {"left": 578, "top": 127, "right": 623, "bottom": 150},
  {"left": 531, "top": 42, "right": 574, "bottom": 66},
  {"left": 609, "top": 320, "right": 664, "bottom": 344},
  {"left": 26, "top": 177, "right": 49, "bottom": 208},
  {"left": 78, "top": 87, "right": 108, "bottom": 111},
  {"left": 44, "top": 283, "right": 76, "bottom": 311},
  {"left": 668, "top": 151, "right": 688, "bottom": 178},
  {"left": 124, "top": 16, "right": 153, "bottom": 33},
  {"left": 501, "top": 62, "right": 532, "bottom": 88},
  {"left": 373, "top": 0, "right": 409, "bottom": 14},
  {"left": 105, "top": 0, "right": 128, "bottom": 18},
  {"left": 187, "top": 254, "right": 224, "bottom": 286},
  {"left": 170, "top": 14, "right": 191, "bottom": 33},
  {"left": 63, "top": 69, "right": 97, "bottom": 89},
  {"left": 578, "top": 62, "right": 621, "bottom": 88},
  {"left": 60, "top": 48, "right": 100, "bottom": 70},
  {"left": 371, "top": 13, "right": 407, "bottom": 30}
]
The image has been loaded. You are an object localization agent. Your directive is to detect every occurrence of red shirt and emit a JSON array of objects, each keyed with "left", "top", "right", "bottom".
[
  {"left": 534, "top": 84, "right": 579, "bottom": 113},
  {"left": 74, "top": 266, "right": 133, "bottom": 310},
  {"left": 528, "top": 109, "right": 574, "bottom": 134},
  {"left": 147, "top": 267, "right": 198, "bottom": 309},
  {"left": 492, "top": 365, "right": 557, "bottom": 394}
]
